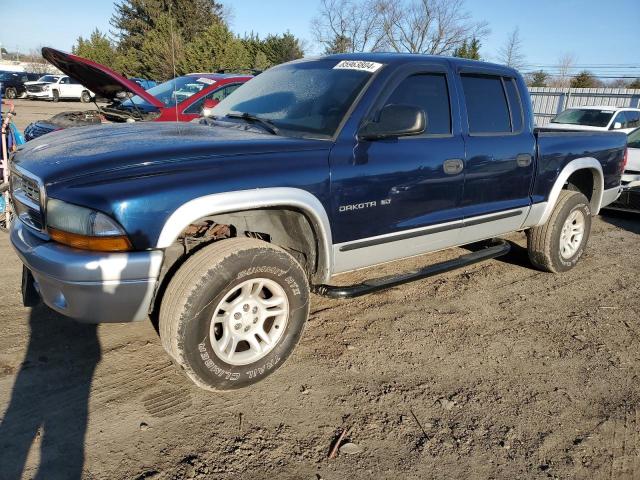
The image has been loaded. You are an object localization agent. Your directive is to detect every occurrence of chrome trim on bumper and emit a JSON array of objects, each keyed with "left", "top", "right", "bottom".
[{"left": 11, "top": 220, "right": 163, "bottom": 323}]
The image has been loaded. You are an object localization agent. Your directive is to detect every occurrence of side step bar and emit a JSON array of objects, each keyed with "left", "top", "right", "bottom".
[{"left": 312, "top": 239, "right": 511, "bottom": 299}]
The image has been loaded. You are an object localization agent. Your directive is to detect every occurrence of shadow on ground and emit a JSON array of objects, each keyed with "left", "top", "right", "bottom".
[
  {"left": 600, "top": 209, "right": 640, "bottom": 234},
  {"left": 0, "top": 304, "right": 101, "bottom": 480}
]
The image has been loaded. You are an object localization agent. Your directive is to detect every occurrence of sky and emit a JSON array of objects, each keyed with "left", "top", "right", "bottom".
[{"left": 2, "top": 0, "right": 639, "bottom": 78}]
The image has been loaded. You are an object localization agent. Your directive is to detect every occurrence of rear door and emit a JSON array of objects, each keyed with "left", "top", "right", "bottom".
[{"left": 457, "top": 71, "right": 535, "bottom": 234}]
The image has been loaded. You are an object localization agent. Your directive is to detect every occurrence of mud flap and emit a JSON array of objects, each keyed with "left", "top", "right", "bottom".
[{"left": 21, "top": 266, "right": 41, "bottom": 308}]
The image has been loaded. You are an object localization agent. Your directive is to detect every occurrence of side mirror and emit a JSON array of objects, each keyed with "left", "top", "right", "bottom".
[
  {"left": 359, "top": 104, "right": 426, "bottom": 141},
  {"left": 611, "top": 122, "right": 623, "bottom": 130},
  {"left": 202, "top": 98, "right": 220, "bottom": 118}
]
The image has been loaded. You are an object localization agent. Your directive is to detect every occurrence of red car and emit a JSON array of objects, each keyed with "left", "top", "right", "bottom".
[{"left": 24, "top": 47, "right": 252, "bottom": 140}]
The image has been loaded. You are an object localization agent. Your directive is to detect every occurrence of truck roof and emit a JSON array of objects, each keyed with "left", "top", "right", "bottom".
[{"left": 321, "top": 52, "right": 520, "bottom": 76}]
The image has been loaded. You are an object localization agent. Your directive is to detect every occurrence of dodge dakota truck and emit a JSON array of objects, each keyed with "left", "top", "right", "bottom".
[{"left": 9, "top": 54, "right": 627, "bottom": 391}]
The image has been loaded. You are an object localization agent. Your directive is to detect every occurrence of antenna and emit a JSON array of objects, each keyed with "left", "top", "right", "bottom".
[{"left": 168, "top": 5, "right": 179, "bottom": 127}]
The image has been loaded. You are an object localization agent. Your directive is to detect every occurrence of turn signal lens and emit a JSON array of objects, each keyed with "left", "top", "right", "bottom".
[{"left": 48, "top": 228, "right": 132, "bottom": 252}]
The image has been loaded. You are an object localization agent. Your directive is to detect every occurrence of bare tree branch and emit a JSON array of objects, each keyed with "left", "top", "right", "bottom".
[
  {"left": 498, "top": 27, "right": 526, "bottom": 70},
  {"left": 311, "top": 0, "right": 386, "bottom": 53},
  {"left": 550, "top": 52, "right": 577, "bottom": 87},
  {"left": 377, "top": 0, "right": 489, "bottom": 55}
]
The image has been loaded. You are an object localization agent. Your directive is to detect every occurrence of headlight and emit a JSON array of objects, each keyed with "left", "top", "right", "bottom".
[
  {"left": 46, "top": 199, "right": 132, "bottom": 251},
  {"left": 43, "top": 85, "right": 50, "bottom": 91}
]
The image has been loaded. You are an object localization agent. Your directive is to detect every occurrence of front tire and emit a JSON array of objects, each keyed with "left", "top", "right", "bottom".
[
  {"left": 527, "top": 190, "right": 592, "bottom": 273},
  {"left": 159, "top": 238, "right": 310, "bottom": 391},
  {"left": 4, "top": 88, "right": 17, "bottom": 99},
  {"left": 80, "top": 91, "right": 91, "bottom": 103},
  {"left": 52, "top": 90, "right": 60, "bottom": 102}
]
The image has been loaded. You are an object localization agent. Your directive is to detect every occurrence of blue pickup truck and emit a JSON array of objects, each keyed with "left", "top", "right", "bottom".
[{"left": 9, "top": 54, "right": 626, "bottom": 390}]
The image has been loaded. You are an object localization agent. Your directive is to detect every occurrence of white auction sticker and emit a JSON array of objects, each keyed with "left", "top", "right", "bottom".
[
  {"left": 196, "top": 77, "right": 217, "bottom": 85},
  {"left": 333, "top": 60, "right": 384, "bottom": 73}
]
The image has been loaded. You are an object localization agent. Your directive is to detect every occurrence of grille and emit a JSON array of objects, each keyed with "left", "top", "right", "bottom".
[
  {"left": 10, "top": 170, "right": 44, "bottom": 231},
  {"left": 11, "top": 173, "right": 41, "bottom": 204},
  {"left": 26, "top": 85, "right": 45, "bottom": 93},
  {"left": 24, "top": 123, "right": 56, "bottom": 141}
]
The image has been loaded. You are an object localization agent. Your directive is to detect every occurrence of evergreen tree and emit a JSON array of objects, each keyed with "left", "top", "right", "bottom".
[
  {"left": 528, "top": 70, "right": 548, "bottom": 87},
  {"left": 73, "top": 29, "right": 118, "bottom": 69},
  {"left": 180, "top": 23, "right": 250, "bottom": 74},
  {"left": 111, "top": 0, "right": 223, "bottom": 46},
  {"left": 628, "top": 78, "right": 640, "bottom": 89},
  {"left": 137, "top": 13, "right": 185, "bottom": 81},
  {"left": 570, "top": 70, "right": 599, "bottom": 88},
  {"left": 261, "top": 33, "right": 304, "bottom": 66},
  {"left": 453, "top": 37, "right": 480, "bottom": 60},
  {"left": 324, "top": 35, "right": 352, "bottom": 54}
]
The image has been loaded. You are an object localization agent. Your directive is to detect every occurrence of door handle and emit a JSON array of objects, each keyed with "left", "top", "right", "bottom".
[
  {"left": 516, "top": 154, "right": 532, "bottom": 167},
  {"left": 443, "top": 158, "right": 464, "bottom": 175}
]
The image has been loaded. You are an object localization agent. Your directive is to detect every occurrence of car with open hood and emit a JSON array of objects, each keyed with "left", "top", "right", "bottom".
[{"left": 24, "top": 47, "right": 252, "bottom": 141}]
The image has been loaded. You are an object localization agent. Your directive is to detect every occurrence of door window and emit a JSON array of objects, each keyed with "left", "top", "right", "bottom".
[
  {"left": 504, "top": 78, "right": 524, "bottom": 132},
  {"left": 60, "top": 77, "right": 70, "bottom": 84},
  {"left": 184, "top": 84, "right": 242, "bottom": 114},
  {"left": 611, "top": 112, "right": 628, "bottom": 129},
  {"left": 625, "top": 111, "right": 640, "bottom": 129},
  {"left": 383, "top": 73, "right": 451, "bottom": 135},
  {"left": 461, "top": 74, "right": 511, "bottom": 134}
]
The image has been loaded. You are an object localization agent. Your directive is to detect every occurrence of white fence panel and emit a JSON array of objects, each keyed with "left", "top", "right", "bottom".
[{"left": 529, "top": 87, "right": 640, "bottom": 126}]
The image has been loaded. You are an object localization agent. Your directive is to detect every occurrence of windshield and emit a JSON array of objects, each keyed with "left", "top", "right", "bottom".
[
  {"left": 37, "top": 75, "right": 58, "bottom": 82},
  {"left": 0, "top": 72, "right": 19, "bottom": 81},
  {"left": 122, "top": 75, "right": 217, "bottom": 108},
  {"left": 628, "top": 128, "right": 640, "bottom": 149},
  {"left": 212, "top": 59, "right": 382, "bottom": 139},
  {"left": 552, "top": 108, "right": 615, "bottom": 127}
]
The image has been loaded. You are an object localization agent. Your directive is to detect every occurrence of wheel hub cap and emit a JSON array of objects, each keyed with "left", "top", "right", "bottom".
[
  {"left": 559, "top": 209, "right": 585, "bottom": 260},
  {"left": 209, "top": 278, "right": 289, "bottom": 366}
]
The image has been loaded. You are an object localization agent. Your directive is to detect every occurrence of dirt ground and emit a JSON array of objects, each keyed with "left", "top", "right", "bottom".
[{"left": 1, "top": 101, "right": 639, "bottom": 480}]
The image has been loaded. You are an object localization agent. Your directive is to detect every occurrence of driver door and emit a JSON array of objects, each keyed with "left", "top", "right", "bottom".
[{"left": 329, "top": 65, "right": 465, "bottom": 273}]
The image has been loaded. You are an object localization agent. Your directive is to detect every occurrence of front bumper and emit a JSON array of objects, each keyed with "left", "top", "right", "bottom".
[
  {"left": 11, "top": 220, "right": 163, "bottom": 323},
  {"left": 26, "top": 91, "right": 51, "bottom": 99}
]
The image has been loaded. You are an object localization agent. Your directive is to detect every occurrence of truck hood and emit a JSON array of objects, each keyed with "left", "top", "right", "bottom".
[
  {"left": 42, "top": 47, "right": 163, "bottom": 107},
  {"left": 13, "top": 122, "right": 329, "bottom": 186}
]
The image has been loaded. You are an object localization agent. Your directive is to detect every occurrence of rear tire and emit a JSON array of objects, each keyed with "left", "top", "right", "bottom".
[
  {"left": 52, "top": 90, "right": 60, "bottom": 102},
  {"left": 80, "top": 91, "right": 91, "bottom": 103},
  {"left": 527, "top": 190, "right": 591, "bottom": 273},
  {"left": 5, "top": 88, "right": 17, "bottom": 99},
  {"left": 159, "top": 238, "right": 310, "bottom": 391}
]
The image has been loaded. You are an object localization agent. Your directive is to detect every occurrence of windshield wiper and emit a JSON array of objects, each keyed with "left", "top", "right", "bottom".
[{"left": 225, "top": 112, "right": 279, "bottom": 135}]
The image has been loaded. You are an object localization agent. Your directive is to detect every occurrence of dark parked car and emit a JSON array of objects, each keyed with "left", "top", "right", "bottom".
[{"left": 0, "top": 71, "right": 41, "bottom": 99}]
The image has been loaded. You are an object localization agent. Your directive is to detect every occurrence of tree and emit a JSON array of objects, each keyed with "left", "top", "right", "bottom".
[
  {"left": 527, "top": 70, "right": 548, "bottom": 87},
  {"left": 628, "top": 78, "right": 640, "bottom": 89},
  {"left": 73, "top": 29, "right": 118, "bottom": 70},
  {"left": 311, "top": 0, "right": 385, "bottom": 53},
  {"left": 180, "top": 23, "right": 250, "bottom": 74},
  {"left": 550, "top": 52, "right": 576, "bottom": 87},
  {"left": 453, "top": 37, "right": 481, "bottom": 60},
  {"left": 261, "top": 33, "right": 304, "bottom": 65},
  {"left": 377, "top": 0, "right": 489, "bottom": 55},
  {"left": 136, "top": 13, "right": 185, "bottom": 81},
  {"left": 498, "top": 27, "right": 525, "bottom": 69},
  {"left": 570, "top": 70, "right": 600, "bottom": 88},
  {"left": 324, "top": 34, "right": 353, "bottom": 54},
  {"left": 111, "top": 0, "right": 224, "bottom": 47}
]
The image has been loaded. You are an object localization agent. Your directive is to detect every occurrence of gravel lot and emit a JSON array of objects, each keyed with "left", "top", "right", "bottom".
[{"left": 0, "top": 100, "right": 639, "bottom": 480}]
